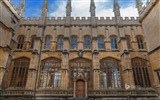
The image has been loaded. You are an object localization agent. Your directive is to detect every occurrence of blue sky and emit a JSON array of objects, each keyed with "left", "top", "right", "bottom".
[{"left": 12, "top": 0, "right": 147, "bottom": 17}]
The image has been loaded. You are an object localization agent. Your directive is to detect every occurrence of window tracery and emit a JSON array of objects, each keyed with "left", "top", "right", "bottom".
[
  {"left": 71, "top": 36, "right": 77, "bottom": 49},
  {"left": 111, "top": 36, "right": 117, "bottom": 50},
  {"left": 98, "top": 36, "right": 104, "bottom": 49},
  {"left": 40, "top": 58, "right": 61, "bottom": 88},
  {"left": 84, "top": 36, "right": 91, "bottom": 49},
  {"left": 44, "top": 36, "right": 51, "bottom": 49},
  {"left": 57, "top": 36, "right": 64, "bottom": 50},
  {"left": 100, "top": 58, "right": 121, "bottom": 88},
  {"left": 10, "top": 58, "right": 29, "bottom": 88},
  {"left": 132, "top": 58, "right": 151, "bottom": 87},
  {"left": 17, "top": 35, "right": 25, "bottom": 49}
]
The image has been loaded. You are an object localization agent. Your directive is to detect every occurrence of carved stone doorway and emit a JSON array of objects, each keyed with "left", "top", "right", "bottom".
[{"left": 76, "top": 80, "right": 85, "bottom": 99}]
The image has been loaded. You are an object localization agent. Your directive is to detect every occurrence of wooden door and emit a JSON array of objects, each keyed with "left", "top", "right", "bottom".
[{"left": 76, "top": 80, "right": 85, "bottom": 99}]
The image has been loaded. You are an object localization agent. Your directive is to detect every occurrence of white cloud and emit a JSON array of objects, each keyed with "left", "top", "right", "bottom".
[{"left": 49, "top": 0, "right": 141, "bottom": 18}]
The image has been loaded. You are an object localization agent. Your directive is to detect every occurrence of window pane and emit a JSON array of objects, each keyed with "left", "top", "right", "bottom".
[
  {"left": 10, "top": 58, "right": 29, "bottom": 88},
  {"left": 100, "top": 59, "right": 121, "bottom": 88},
  {"left": 132, "top": 59, "right": 151, "bottom": 87},
  {"left": 58, "top": 37, "right": 64, "bottom": 50},
  {"left": 111, "top": 37, "right": 117, "bottom": 49},
  {"left": 98, "top": 37, "right": 104, "bottom": 49},
  {"left": 71, "top": 37, "right": 77, "bottom": 49},
  {"left": 40, "top": 59, "right": 61, "bottom": 88},
  {"left": 44, "top": 36, "right": 50, "bottom": 49},
  {"left": 17, "top": 36, "right": 24, "bottom": 49},
  {"left": 84, "top": 36, "right": 91, "bottom": 49}
]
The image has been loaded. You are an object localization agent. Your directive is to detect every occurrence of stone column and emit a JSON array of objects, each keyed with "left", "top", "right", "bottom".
[
  {"left": 85, "top": 81, "right": 87, "bottom": 98},
  {"left": 92, "top": 50, "right": 100, "bottom": 89},
  {"left": 61, "top": 50, "right": 69, "bottom": 89},
  {"left": 121, "top": 53, "right": 135, "bottom": 89},
  {"left": 78, "top": 28, "right": 83, "bottom": 50},
  {"left": 0, "top": 48, "right": 10, "bottom": 88},
  {"left": 74, "top": 81, "right": 76, "bottom": 98}
]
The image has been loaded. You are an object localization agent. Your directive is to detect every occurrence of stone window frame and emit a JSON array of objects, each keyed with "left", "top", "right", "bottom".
[
  {"left": 57, "top": 35, "right": 64, "bottom": 50},
  {"left": 39, "top": 58, "right": 61, "bottom": 89},
  {"left": 136, "top": 35, "right": 144, "bottom": 49},
  {"left": 44, "top": 35, "right": 51, "bottom": 49},
  {"left": 70, "top": 35, "right": 77, "bottom": 50},
  {"left": 30, "top": 35, "right": 36, "bottom": 49},
  {"left": 131, "top": 58, "right": 151, "bottom": 88},
  {"left": 98, "top": 36, "right": 105, "bottom": 50},
  {"left": 110, "top": 36, "right": 118, "bottom": 50},
  {"left": 125, "top": 35, "right": 132, "bottom": 50},
  {"left": 17, "top": 35, "right": 25, "bottom": 49},
  {"left": 10, "top": 57, "right": 30, "bottom": 88},
  {"left": 100, "top": 57, "right": 122, "bottom": 89},
  {"left": 155, "top": 70, "right": 160, "bottom": 85},
  {"left": 84, "top": 35, "right": 91, "bottom": 50}
]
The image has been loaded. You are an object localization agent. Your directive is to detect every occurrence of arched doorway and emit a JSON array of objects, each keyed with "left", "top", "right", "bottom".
[{"left": 76, "top": 80, "right": 85, "bottom": 99}]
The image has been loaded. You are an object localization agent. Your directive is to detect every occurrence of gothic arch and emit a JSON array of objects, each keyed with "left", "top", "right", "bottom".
[
  {"left": 100, "top": 57, "right": 121, "bottom": 62},
  {"left": 39, "top": 57, "right": 61, "bottom": 88},
  {"left": 12, "top": 56, "right": 30, "bottom": 61},
  {"left": 100, "top": 57, "right": 122, "bottom": 88},
  {"left": 69, "top": 57, "right": 92, "bottom": 89},
  {"left": 41, "top": 57, "right": 61, "bottom": 63},
  {"left": 131, "top": 57, "right": 151, "bottom": 87}
]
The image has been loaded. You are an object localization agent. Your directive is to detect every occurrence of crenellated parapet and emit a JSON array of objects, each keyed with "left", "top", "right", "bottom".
[
  {"left": 139, "top": 0, "right": 158, "bottom": 21},
  {"left": 20, "top": 17, "right": 141, "bottom": 26}
]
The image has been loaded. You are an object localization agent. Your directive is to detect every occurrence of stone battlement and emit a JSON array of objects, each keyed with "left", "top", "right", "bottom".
[
  {"left": 21, "top": 16, "right": 140, "bottom": 22},
  {"left": 139, "top": 0, "right": 157, "bottom": 21}
]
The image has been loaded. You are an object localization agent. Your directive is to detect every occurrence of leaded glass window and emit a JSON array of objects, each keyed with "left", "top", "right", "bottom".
[
  {"left": 111, "top": 37, "right": 117, "bottom": 50},
  {"left": 100, "top": 71, "right": 107, "bottom": 88},
  {"left": 84, "top": 36, "right": 91, "bottom": 49},
  {"left": 44, "top": 36, "right": 51, "bottom": 49},
  {"left": 136, "top": 36, "right": 144, "bottom": 49},
  {"left": 57, "top": 36, "right": 64, "bottom": 50},
  {"left": 17, "top": 35, "right": 25, "bottom": 49},
  {"left": 100, "top": 58, "right": 121, "bottom": 88},
  {"left": 132, "top": 58, "right": 151, "bottom": 87},
  {"left": 98, "top": 36, "right": 104, "bottom": 49},
  {"left": 71, "top": 36, "right": 77, "bottom": 49},
  {"left": 156, "top": 70, "right": 160, "bottom": 84},
  {"left": 10, "top": 58, "right": 29, "bottom": 88},
  {"left": 30, "top": 36, "right": 36, "bottom": 49},
  {"left": 126, "top": 35, "right": 131, "bottom": 49},
  {"left": 40, "top": 58, "right": 61, "bottom": 88}
]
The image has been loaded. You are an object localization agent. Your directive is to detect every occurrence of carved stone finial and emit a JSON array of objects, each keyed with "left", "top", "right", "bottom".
[
  {"left": 113, "top": 0, "right": 121, "bottom": 17},
  {"left": 41, "top": 0, "right": 48, "bottom": 17},
  {"left": 90, "top": 0, "right": 96, "bottom": 17},
  {"left": 66, "top": 0, "right": 72, "bottom": 17},
  {"left": 136, "top": 0, "right": 143, "bottom": 15},
  {"left": 16, "top": 0, "right": 25, "bottom": 17}
]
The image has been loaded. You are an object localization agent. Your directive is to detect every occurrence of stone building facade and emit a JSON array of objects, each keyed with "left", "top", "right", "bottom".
[{"left": 0, "top": 0, "right": 159, "bottom": 100}]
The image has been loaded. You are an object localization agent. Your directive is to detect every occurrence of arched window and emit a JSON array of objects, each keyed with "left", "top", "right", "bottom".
[
  {"left": 132, "top": 58, "right": 151, "bottom": 87},
  {"left": 98, "top": 36, "right": 104, "bottom": 49},
  {"left": 71, "top": 36, "right": 77, "bottom": 49},
  {"left": 84, "top": 36, "right": 91, "bottom": 49},
  {"left": 57, "top": 36, "right": 64, "bottom": 50},
  {"left": 100, "top": 58, "right": 121, "bottom": 88},
  {"left": 30, "top": 35, "right": 36, "bottom": 49},
  {"left": 126, "top": 35, "right": 131, "bottom": 49},
  {"left": 44, "top": 36, "right": 51, "bottom": 49},
  {"left": 17, "top": 35, "right": 25, "bottom": 49},
  {"left": 40, "top": 58, "right": 61, "bottom": 88},
  {"left": 10, "top": 58, "right": 30, "bottom": 87},
  {"left": 136, "top": 36, "right": 144, "bottom": 49},
  {"left": 111, "top": 36, "right": 117, "bottom": 50}
]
